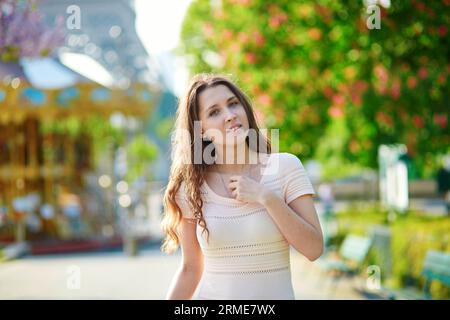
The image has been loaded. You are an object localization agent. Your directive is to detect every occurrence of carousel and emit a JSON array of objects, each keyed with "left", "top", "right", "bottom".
[{"left": 0, "top": 60, "right": 160, "bottom": 246}]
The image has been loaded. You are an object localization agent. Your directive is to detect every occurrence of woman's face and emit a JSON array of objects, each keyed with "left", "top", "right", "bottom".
[{"left": 198, "top": 84, "right": 249, "bottom": 146}]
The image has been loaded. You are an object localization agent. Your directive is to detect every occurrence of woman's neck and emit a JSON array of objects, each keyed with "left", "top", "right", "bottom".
[{"left": 211, "top": 144, "right": 260, "bottom": 174}]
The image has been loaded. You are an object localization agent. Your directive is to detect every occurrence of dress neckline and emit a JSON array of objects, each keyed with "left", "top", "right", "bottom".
[{"left": 202, "top": 153, "right": 274, "bottom": 204}]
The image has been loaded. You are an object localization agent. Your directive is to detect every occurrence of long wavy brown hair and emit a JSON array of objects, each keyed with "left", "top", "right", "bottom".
[{"left": 160, "top": 73, "right": 271, "bottom": 253}]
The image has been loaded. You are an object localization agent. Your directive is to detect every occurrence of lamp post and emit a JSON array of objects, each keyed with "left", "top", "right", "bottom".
[
  {"left": 110, "top": 113, "right": 140, "bottom": 256},
  {"left": 378, "top": 144, "right": 409, "bottom": 221}
]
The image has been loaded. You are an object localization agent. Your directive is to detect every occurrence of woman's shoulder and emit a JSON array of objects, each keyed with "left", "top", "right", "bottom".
[
  {"left": 173, "top": 180, "right": 197, "bottom": 219},
  {"left": 175, "top": 180, "right": 188, "bottom": 200},
  {"left": 269, "top": 152, "right": 304, "bottom": 172},
  {"left": 175, "top": 179, "right": 207, "bottom": 201}
]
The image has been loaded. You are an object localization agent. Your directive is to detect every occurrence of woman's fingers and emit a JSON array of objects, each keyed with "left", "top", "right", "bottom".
[{"left": 228, "top": 181, "right": 238, "bottom": 190}]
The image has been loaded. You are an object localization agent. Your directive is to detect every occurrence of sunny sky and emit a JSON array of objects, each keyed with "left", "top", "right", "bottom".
[{"left": 135, "top": 0, "right": 193, "bottom": 96}]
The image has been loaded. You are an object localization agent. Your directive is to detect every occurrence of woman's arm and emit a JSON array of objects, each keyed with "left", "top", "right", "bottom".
[
  {"left": 165, "top": 218, "right": 204, "bottom": 300},
  {"left": 260, "top": 192, "right": 323, "bottom": 261},
  {"left": 228, "top": 174, "right": 323, "bottom": 261}
]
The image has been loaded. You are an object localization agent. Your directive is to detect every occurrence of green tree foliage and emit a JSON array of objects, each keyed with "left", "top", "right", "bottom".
[
  {"left": 126, "top": 134, "right": 158, "bottom": 182},
  {"left": 179, "top": 0, "right": 449, "bottom": 177}
]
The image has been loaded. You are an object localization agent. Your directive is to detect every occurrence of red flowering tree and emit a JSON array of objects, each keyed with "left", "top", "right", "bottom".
[{"left": 179, "top": 0, "right": 449, "bottom": 178}]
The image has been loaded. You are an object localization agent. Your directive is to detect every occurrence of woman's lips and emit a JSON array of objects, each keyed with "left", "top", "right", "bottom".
[{"left": 227, "top": 124, "right": 242, "bottom": 132}]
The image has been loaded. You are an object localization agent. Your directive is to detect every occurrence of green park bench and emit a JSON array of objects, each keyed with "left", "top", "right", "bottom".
[
  {"left": 319, "top": 235, "right": 372, "bottom": 273},
  {"left": 384, "top": 250, "right": 450, "bottom": 300},
  {"left": 316, "top": 234, "right": 373, "bottom": 296},
  {"left": 318, "top": 234, "right": 373, "bottom": 275}
]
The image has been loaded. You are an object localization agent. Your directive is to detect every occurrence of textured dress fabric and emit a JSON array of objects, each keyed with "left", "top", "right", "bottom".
[{"left": 174, "top": 152, "right": 316, "bottom": 300}]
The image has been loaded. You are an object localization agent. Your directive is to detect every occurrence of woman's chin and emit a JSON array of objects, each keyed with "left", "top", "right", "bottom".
[
  {"left": 226, "top": 131, "right": 244, "bottom": 137},
  {"left": 215, "top": 136, "right": 247, "bottom": 147},
  {"left": 226, "top": 140, "right": 247, "bottom": 147}
]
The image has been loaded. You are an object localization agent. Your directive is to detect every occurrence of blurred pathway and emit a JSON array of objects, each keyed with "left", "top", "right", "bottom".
[{"left": 0, "top": 242, "right": 370, "bottom": 300}]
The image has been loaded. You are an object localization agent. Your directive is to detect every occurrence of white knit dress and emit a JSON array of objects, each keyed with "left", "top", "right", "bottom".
[{"left": 175, "top": 152, "right": 316, "bottom": 300}]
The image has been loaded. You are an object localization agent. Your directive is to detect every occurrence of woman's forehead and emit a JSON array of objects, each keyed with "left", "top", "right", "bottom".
[{"left": 199, "top": 84, "right": 235, "bottom": 109}]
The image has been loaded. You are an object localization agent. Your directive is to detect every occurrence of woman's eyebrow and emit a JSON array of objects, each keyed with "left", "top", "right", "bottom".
[{"left": 206, "top": 96, "right": 237, "bottom": 112}]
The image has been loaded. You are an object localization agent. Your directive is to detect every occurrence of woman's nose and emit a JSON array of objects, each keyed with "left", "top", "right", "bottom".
[{"left": 224, "top": 108, "right": 237, "bottom": 122}]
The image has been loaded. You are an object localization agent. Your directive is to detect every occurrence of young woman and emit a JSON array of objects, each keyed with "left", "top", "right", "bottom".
[{"left": 161, "top": 73, "right": 323, "bottom": 300}]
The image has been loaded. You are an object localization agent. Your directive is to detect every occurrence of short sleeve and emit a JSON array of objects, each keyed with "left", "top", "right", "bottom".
[
  {"left": 174, "top": 181, "right": 196, "bottom": 219},
  {"left": 281, "top": 153, "right": 316, "bottom": 204}
]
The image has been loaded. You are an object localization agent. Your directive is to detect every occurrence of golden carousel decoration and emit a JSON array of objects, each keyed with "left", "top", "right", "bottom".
[
  {"left": 0, "top": 76, "right": 160, "bottom": 243},
  {"left": 0, "top": 0, "right": 161, "bottom": 246}
]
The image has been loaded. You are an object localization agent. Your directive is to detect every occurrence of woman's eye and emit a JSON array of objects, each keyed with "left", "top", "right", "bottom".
[
  {"left": 229, "top": 101, "right": 238, "bottom": 107},
  {"left": 209, "top": 109, "right": 219, "bottom": 117}
]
